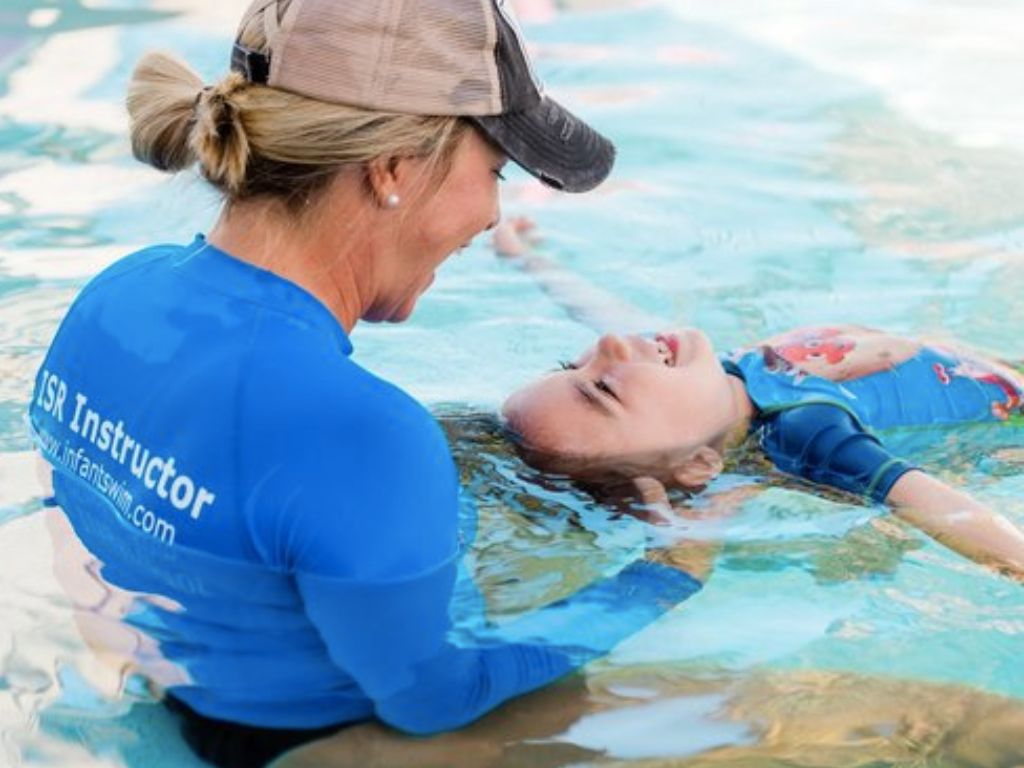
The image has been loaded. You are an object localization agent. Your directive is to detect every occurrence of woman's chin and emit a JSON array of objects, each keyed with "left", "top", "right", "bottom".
[
  {"left": 384, "top": 306, "right": 416, "bottom": 323},
  {"left": 362, "top": 295, "right": 421, "bottom": 324}
]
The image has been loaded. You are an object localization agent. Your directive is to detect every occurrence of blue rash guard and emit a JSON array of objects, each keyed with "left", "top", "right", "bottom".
[
  {"left": 28, "top": 236, "right": 701, "bottom": 732},
  {"left": 723, "top": 340, "right": 1024, "bottom": 502}
]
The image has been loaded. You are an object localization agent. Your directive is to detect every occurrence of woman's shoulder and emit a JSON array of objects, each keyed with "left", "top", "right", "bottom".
[
  {"left": 243, "top": 332, "right": 445, "bottom": 445},
  {"left": 81, "top": 242, "right": 186, "bottom": 293}
]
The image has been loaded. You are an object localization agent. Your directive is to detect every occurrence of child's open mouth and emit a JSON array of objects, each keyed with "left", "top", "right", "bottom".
[{"left": 656, "top": 333, "right": 680, "bottom": 366}]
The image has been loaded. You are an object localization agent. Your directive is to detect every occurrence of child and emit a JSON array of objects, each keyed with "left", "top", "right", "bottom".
[{"left": 496, "top": 218, "right": 1024, "bottom": 580}]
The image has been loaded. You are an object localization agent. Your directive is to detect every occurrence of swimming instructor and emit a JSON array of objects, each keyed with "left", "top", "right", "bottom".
[{"left": 27, "top": 1, "right": 704, "bottom": 766}]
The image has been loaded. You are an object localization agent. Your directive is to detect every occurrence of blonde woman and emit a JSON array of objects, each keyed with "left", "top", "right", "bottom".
[{"left": 20, "top": 2, "right": 704, "bottom": 767}]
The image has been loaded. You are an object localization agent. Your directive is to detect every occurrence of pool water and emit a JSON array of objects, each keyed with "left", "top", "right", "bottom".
[{"left": 2, "top": 1, "right": 1024, "bottom": 765}]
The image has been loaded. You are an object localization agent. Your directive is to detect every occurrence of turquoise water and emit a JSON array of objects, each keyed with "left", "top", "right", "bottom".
[{"left": 2, "top": 1, "right": 1024, "bottom": 765}]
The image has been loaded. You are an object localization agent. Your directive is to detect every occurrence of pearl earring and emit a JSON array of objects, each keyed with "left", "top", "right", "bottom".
[{"left": 385, "top": 193, "right": 401, "bottom": 209}]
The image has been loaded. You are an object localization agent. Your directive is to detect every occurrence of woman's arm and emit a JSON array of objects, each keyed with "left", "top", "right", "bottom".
[
  {"left": 281, "top": 395, "right": 704, "bottom": 735},
  {"left": 886, "top": 470, "right": 1024, "bottom": 581},
  {"left": 493, "top": 217, "right": 668, "bottom": 334}
]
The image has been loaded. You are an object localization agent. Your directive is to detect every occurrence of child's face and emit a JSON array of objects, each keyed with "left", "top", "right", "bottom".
[{"left": 503, "top": 329, "right": 740, "bottom": 474}]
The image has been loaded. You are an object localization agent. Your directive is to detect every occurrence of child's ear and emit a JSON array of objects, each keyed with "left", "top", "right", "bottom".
[{"left": 670, "top": 446, "right": 724, "bottom": 490}]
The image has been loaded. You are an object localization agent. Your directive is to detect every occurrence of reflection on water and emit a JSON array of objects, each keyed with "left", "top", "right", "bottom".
[
  {"left": 278, "top": 666, "right": 1024, "bottom": 767},
  {"left": 1, "top": 0, "right": 1024, "bottom": 765}
]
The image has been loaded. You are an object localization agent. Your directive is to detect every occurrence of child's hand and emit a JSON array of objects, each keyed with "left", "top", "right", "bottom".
[{"left": 492, "top": 216, "right": 537, "bottom": 258}]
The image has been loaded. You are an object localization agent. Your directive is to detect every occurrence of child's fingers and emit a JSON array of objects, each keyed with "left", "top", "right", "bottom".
[
  {"left": 492, "top": 222, "right": 526, "bottom": 257},
  {"left": 510, "top": 216, "right": 536, "bottom": 235}
]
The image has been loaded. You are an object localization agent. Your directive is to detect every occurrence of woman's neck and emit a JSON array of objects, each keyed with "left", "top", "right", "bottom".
[{"left": 207, "top": 196, "right": 375, "bottom": 334}]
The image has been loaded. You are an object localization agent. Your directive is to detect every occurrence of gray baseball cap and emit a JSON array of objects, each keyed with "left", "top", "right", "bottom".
[{"left": 230, "top": 0, "right": 615, "bottom": 192}]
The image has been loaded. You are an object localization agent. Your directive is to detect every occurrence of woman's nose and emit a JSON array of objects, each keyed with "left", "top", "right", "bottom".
[{"left": 596, "top": 333, "right": 630, "bottom": 362}]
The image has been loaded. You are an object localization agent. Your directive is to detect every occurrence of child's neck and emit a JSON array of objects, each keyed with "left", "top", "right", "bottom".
[{"left": 720, "top": 373, "right": 756, "bottom": 450}]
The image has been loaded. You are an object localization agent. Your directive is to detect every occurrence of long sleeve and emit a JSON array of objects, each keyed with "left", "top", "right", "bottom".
[{"left": 298, "top": 555, "right": 701, "bottom": 734}]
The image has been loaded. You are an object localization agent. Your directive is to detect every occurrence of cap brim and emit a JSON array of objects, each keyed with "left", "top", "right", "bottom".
[{"left": 471, "top": 96, "right": 615, "bottom": 193}]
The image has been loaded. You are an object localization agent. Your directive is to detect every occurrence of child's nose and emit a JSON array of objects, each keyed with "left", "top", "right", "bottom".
[{"left": 596, "top": 333, "right": 630, "bottom": 362}]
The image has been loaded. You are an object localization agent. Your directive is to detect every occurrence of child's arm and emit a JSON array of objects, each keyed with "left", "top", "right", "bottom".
[
  {"left": 493, "top": 217, "right": 669, "bottom": 334},
  {"left": 887, "top": 471, "right": 1024, "bottom": 581},
  {"left": 761, "top": 402, "right": 1024, "bottom": 581}
]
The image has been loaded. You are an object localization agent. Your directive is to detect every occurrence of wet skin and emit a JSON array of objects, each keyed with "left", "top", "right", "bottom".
[{"left": 502, "top": 328, "right": 753, "bottom": 479}]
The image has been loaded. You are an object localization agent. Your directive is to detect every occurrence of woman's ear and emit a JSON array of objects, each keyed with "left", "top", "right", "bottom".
[
  {"left": 366, "top": 155, "right": 425, "bottom": 209},
  {"left": 670, "top": 446, "right": 724, "bottom": 491},
  {"left": 365, "top": 156, "right": 401, "bottom": 208}
]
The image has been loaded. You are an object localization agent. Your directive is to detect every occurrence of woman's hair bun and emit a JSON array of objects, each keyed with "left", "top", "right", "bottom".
[
  {"left": 127, "top": 52, "right": 251, "bottom": 193},
  {"left": 190, "top": 73, "right": 251, "bottom": 193}
]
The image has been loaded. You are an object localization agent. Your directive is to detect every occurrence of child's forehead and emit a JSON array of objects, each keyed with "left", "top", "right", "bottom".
[{"left": 508, "top": 376, "right": 620, "bottom": 446}]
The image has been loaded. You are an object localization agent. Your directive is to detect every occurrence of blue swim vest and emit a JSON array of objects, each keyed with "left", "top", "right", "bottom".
[{"left": 723, "top": 340, "right": 1023, "bottom": 501}]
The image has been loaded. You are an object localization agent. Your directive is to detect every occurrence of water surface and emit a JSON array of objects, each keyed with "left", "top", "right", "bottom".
[{"left": 2, "top": 1, "right": 1023, "bottom": 765}]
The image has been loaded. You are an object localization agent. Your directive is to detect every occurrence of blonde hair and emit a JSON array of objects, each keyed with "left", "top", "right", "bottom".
[{"left": 126, "top": 5, "right": 470, "bottom": 213}]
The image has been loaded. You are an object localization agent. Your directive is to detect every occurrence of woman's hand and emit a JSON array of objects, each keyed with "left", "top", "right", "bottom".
[{"left": 492, "top": 216, "right": 537, "bottom": 258}]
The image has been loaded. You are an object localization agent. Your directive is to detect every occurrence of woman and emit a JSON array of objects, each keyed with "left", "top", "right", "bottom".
[
  {"left": 496, "top": 218, "right": 1024, "bottom": 581},
  {"left": 27, "top": 2, "right": 699, "bottom": 766}
]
